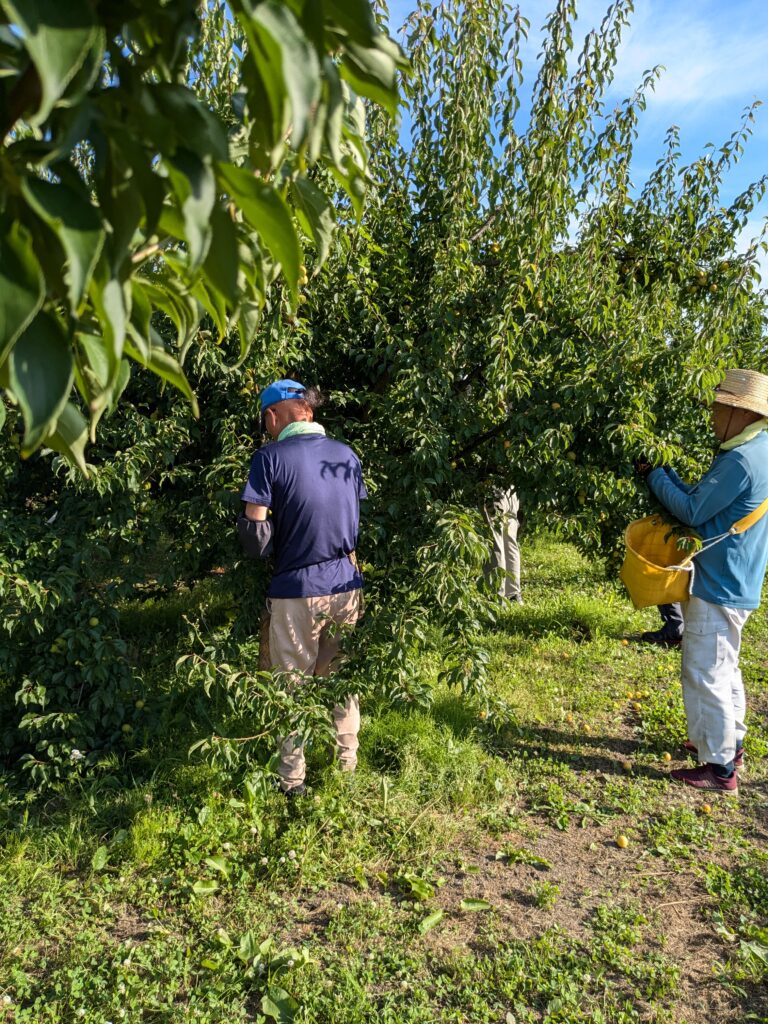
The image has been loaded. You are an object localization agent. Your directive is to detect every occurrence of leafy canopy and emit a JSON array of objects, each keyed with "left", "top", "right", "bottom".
[{"left": 0, "top": 0, "right": 406, "bottom": 470}]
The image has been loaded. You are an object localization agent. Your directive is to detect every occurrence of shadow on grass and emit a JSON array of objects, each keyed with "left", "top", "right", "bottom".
[
  {"left": 486, "top": 723, "right": 673, "bottom": 782},
  {"left": 495, "top": 599, "right": 629, "bottom": 644}
]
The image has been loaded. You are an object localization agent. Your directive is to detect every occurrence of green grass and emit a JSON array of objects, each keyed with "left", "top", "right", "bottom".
[{"left": 1, "top": 535, "right": 767, "bottom": 1023}]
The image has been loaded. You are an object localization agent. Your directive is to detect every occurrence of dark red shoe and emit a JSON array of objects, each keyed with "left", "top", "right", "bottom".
[
  {"left": 682, "top": 741, "right": 744, "bottom": 770},
  {"left": 670, "top": 764, "right": 738, "bottom": 794}
]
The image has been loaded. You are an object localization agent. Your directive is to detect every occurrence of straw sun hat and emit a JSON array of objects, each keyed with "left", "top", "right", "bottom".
[{"left": 712, "top": 368, "right": 768, "bottom": 418}]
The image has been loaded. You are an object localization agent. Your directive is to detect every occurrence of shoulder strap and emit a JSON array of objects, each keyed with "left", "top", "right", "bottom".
[{"left": 730, "top": 495, "right": 768, "bottom": 535}]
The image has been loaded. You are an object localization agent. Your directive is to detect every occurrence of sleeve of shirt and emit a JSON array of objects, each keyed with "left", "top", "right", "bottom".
[
  {"left": 241, "top": 450, "right": 273, "bottom": 506},
  {"left": 355, "top": 457, "right": 368, "bottom": 501},
  {"left": 663, "top": 466, "right": 694, "bottom": 493},
  {"left": 648, "top": 455, "right": 750, "bottom": 528}
]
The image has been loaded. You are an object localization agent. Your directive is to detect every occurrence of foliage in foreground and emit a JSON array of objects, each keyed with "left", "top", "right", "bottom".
[
  {"left": 0, "top": 0, "right": 405, "bottom": 468},
  {"left": 1, "top": 537, "right": 767, "bottom": 1023},
  {"left": 2, "top": 0, "right": 768, "bottom": 789}
]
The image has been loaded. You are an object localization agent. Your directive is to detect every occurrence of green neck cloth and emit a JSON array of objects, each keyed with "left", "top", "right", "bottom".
[
  {"left": 277, "top": 421, "right": 326, "bottom": 442},
  {"left": 720, "top": 417, "right": 768, "bottom": 452}
]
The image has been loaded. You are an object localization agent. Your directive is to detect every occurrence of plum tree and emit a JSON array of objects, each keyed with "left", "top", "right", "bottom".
[{"left": 1, "top": 0, "right": 766, "bottom": 787}]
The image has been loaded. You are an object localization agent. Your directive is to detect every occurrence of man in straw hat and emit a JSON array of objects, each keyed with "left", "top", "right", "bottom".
[
  {"left": 237, "top": 379, "right": 367, "bottom": 798},
  {"left": 638, "top": 368, "right": 768, "bottom": 794}
]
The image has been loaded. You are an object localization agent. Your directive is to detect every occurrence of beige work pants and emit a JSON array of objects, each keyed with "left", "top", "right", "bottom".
[
  {"left": 681, "top": 596, "right": 750, "bottom": 766},
  {"left": 483, "top": 489, "right": 521, "bottom": 600},
  {"left": 269, "top": 589, "right": 361, "bottom": 791}
]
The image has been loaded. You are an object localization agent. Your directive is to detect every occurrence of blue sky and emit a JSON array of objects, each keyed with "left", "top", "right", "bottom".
[{"left": 386, "top": 0, "right": 768, "bottom": 277}]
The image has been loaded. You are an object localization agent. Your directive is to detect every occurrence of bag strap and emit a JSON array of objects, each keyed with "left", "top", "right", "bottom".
[
  {"left": 668, "top": 495, "right": 768, "bottom": 572},
  {"left": 729, "top": 495, "right": 768, "bottom": 534}
]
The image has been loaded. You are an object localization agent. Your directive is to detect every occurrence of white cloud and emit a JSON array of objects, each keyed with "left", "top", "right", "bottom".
[
  {"left": 384, "top": 0, "right": 768, "bottom": 250},
  {"left": 609, "top": 1, "right": 768, "bottom": 109}
]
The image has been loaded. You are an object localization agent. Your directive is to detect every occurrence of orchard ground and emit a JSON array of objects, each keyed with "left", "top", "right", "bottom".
[{"left": 1, "top": 536, "right": 767, "bottom": 1024}]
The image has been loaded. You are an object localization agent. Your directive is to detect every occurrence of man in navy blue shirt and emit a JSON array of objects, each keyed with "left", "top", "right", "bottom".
[{"left": 239, "top": 379, "right": 366, "bottom": 797}]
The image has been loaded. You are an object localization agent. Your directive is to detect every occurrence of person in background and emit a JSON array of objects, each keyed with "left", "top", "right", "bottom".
[
  {"left": 636, "top": 368, "right": 768, "bottom": 794},
  {"left": 641, "top": 602, "right": 684, "bottom": 647},
  {"left": 483, "top": 485, "right": 522, "bottom": 605},
  {"left": 237, "top": 379, "right": 367, "bottom": 798}
]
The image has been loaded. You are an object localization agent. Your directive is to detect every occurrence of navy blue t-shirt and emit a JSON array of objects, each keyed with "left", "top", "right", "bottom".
[{"left": 241, "top": 434, "right": 367, "bottom": 598}]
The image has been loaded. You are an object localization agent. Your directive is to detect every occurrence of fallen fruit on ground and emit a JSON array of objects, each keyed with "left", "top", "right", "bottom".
[{"left": 616, "top": 835, "right": 629, "bottom": 849}]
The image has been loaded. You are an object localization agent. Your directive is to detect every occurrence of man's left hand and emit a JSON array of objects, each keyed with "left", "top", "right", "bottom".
[{"left": 633, "top": 456, "right": 655, "bottom": 480}]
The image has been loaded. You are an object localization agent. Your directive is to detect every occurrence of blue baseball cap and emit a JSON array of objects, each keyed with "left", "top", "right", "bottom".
[{"left": 259, "top": 379, "right": 306, "bottom": 413}]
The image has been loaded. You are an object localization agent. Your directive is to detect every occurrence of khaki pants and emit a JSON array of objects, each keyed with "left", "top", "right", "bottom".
[
  {"left": 483, "top": 488, "right": 521, "bottom": 600},
  {"left": 269, "top": 589, "right": 361, "bottom": 791}
]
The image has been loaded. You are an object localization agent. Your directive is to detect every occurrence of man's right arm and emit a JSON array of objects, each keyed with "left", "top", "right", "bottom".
[
  {"left": 648, "top": 456, "right": 749, "bottom": 528},
  {"left": 245, "top": 503, "right": 268, "bottom": 521},
  {"left": 239, "top": 452, "right": 273, "bottom": 558},
  {"left": 237, "top": 507, "right": 273, "bottom": 558}
]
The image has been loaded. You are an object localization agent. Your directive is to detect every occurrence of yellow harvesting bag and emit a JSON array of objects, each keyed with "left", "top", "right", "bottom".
[
  {"left": 620, "top": 516, "right": 695, "bottom": 609},
  {"left": 621, "top": 497, "right": 768, "bottom": 609}
]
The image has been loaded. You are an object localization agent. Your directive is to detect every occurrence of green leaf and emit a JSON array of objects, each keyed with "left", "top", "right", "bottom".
[
  {"left": 89, "top": 259, "right": 128, "bottom": 369},
  {"left": 204, "top": 855, "right": 230, "bottom": 877},
  {"left": 147, "top": 83, "right": 229, "bottom": 161},
  {"left": 125, "top": 330, "right": 199, "bottom": 417},
  {"left": 91, "top": 845, "right": 108, "bottom": 871},
  {"left": 340, "top": 38, "right": 402, "bottom": 119},
  {"left": 321, "top": 58, "right": 345, "bottom": 168},
  {"left": 8, "top": 311, "right": 73, "bottom": 453},
  {"left": 292, "top": 178, "right": 336, "bottom": 267},
  {"left": 165, "top": 150, "right": 216, "bottom": 271},
  {"left": 132, "top": 276, "right": 200, "bottom": 358},
  {"left": 217, "top": 163, "right": 301, "bottom": 301},
  {"left": 192, "top": 880, "right": 218, "bottom": 896},
  {"left": 324, "top": 0, "right": 378, "bottom": 45},
  {"left": 74, "top": 333, "right": 128, "bottom": 439},
  {"left": 236, "top": 298, "right": 264, "bottom": 366},
  {"left": 398, "top": 872, "right": 434, "bottom": 901},
  {"left": 261, "top": 986, "right": 299, "bottom": 1023},
  {"left": 23, "top": 176, "right": 104, "bottom": 311},
  {"left": 189, "top": 277, "right": 227, "bottom": 343},
  {"left": 0, "top": 0, "right": 99, "bottom": 125},
  {"left": 459, "top": 898, "right": 492, "bottom": 912},
  {"left": 44, "top": 398, "right": 89, "bottom": 472},
  {"left": 94, "top": 142, "right": 145, "bottom": 272},
  {"left": 203, "top": 203, "right": 239, "bottom": 306},
  {"left": 418, "top": 909, "right": 445, "bottom": 934},
  {"left": 330, "top": 159, "right": 367, "bottom": 220},
  {"left": 496, "top": 846, "right": 552, "bottom": 869},
  {"left": 246, "top": 2, "right": 320, "bottom": 145},
  {"left": 0, "top": 221, "right": 44, "bottom": 365},
  {"left": 238, "top": 930, "right": 259, "bottom": 962}
]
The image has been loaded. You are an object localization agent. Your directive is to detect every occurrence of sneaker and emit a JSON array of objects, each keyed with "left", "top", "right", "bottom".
[
  {"left": 670, "top": 763, "right": 738, "bottom": 794},
  {"left": 281, "top": 783, "right": 307, "bottom": 800},
  {"left": 640, "top": 627, "right": 683, "bottom": 648},
  {"left": 682, "top": 741, "right": 744, "bottom": 770}
]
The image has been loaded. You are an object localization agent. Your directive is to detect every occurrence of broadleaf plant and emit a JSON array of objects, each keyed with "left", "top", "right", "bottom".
[{"left": 0, "top": 0, "right": 407, "bottom": 470}]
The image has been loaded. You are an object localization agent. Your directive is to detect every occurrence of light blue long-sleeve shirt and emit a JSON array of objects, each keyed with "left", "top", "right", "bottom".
[{"left": 648, "top": 430, "right": 768, "bottom": 609}]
